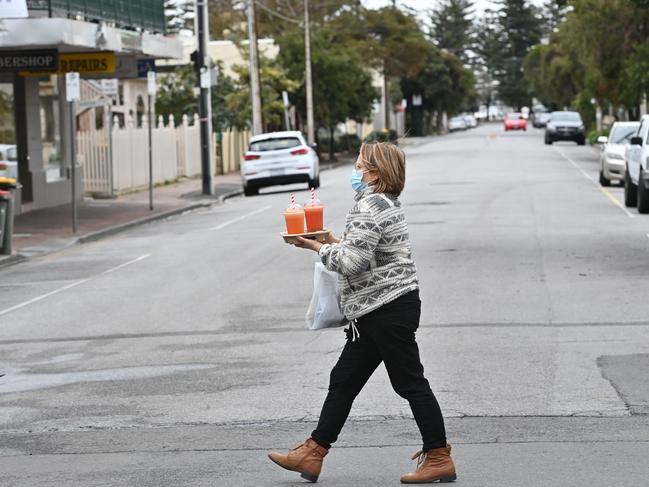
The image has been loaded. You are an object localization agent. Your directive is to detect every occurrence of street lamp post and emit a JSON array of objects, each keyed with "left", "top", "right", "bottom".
[
  {"left": 247, "top": 0, "right": 263, "bottom": 136},
  {"left": 304, "top": 0, "right": 315, "bottom": 145},
  {"left": 196, "top": 0, "right": 213, "bottom": 196}
]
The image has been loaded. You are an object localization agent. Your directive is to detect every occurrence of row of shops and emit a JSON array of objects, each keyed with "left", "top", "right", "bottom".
[{"left": 0, "top": 0, "right": 182, "bottom": 214}]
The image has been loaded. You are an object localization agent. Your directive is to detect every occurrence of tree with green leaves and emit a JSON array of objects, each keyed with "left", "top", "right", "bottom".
[
  {"left": 277, "top": 28, "right": 377, "bottom": 159},
  {"left": 429, "top": 0, "right": 474, "bottom": 63},
  {"left": 155, "top": 65, "right": 198, "bottom": 124},
  {"left": 494, "top": 0, "right": 543, "bottom": 109},
  {"left": 353, "top": 7, "right": 430, "bottom": 129},
  {"left": 401, "top": 47, "right": 476, "bottom": 134},
  {"left": 226, "top": 56, "right": 299, "bottom": 131}
]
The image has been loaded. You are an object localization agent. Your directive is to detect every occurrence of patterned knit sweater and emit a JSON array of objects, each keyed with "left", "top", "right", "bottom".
[{"left": 318, "top": 187, "right": 419, "bottom": 320}]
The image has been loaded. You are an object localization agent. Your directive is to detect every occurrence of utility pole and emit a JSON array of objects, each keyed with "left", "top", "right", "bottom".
[
  {"left": 247, "top": 0, "right": 263, "bottom": 135},
  {"left": 304, "top": 0, "right": 315, "bottom": 145},
  {"left": 196, "top": 0, "right": 213, "bottom": 195}
]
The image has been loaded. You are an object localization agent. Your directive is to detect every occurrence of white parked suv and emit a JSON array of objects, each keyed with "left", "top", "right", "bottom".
[
  {"left": 241, "top": 131, "right": 319, "bottom": 196},
  {"left": 598, "top": 121, "right": 639, "bottom": 186},
  {"left": 624, "top": 115, "right": 649, "bottom": 213}
]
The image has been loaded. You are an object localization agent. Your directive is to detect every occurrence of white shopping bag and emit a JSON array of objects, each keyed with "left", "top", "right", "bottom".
[{"left": 305, "top": 262, "right": 347, "bottom": 330}]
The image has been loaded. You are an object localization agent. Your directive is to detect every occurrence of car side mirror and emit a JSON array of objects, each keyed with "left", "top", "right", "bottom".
[
  {"left": 630, "top": 136, "right": 643, "bottom": 146},
  {"left": 309, "top": 143, "right": 317, "bottom": 149},
  {"left": 597, "top": 136, "right": 608, "bottom": 144}
]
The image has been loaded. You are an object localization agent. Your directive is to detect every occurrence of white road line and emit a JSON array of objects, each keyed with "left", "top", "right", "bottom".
[
  {"left": 209, "top": 205, "right": 272, "bottom": 231},
  {"left": 554, "top": 147, "right": 635, "bottom": 218},
  {"left": 101, "top": 253, "right": 151, "bottom": 274},
  {"left": 0, "top": 254, "right": 151, "bottom": 318},
  {"left": 0, "top": 279, "right": 91, "bottom": 317}
]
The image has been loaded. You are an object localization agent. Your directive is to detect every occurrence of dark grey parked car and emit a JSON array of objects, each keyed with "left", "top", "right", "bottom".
[{"left": 544, "top": 111, "right": 586, "bottom": 145}]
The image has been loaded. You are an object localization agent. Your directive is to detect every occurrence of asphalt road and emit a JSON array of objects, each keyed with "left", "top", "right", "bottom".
[{"left": 1, "top": 123, "right": 649, "bottom": 486}]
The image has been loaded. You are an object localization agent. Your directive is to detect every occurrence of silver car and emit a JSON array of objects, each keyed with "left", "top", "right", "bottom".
[
  {"left": 448, "top": 116, "right": 467, "bottom": 132},
  {"left": 598, "top": 122, "right": 639, "bottom": 186}
]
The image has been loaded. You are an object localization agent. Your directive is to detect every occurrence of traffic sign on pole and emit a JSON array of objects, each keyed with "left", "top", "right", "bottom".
[
  {"left": 147, "top": 71, "right": 156, "bottom": 96},
  {"left": 65, "top": 72, "right": 80, "bottom": 101}
]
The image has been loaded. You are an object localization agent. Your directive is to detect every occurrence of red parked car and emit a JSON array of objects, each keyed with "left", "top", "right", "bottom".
[{"left": 504, "top": 113, "right": 527, "bottom": 131}]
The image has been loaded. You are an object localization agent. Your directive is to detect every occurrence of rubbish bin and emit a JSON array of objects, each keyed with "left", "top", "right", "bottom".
[{"left": 0, "top": 177, "right": 17, "bottom": 255}]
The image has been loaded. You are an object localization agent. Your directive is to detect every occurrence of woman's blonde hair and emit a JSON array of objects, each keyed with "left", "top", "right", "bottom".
[{"left": 359, "top": 142, "right": 406, "bottom": 196}]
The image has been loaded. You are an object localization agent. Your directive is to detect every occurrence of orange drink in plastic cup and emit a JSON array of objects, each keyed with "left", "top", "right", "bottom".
[
  {"left": 304, "top": 202, "right": 324, "bottom": 232},
  {"left": 285, "top": 205, "right": 306, "bottom": 235}
]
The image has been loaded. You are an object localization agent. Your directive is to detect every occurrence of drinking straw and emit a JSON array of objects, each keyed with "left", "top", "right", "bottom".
[
  {"left": 310, "top": 187, "right": 315, "bottom": 205},
  {"left": 290, "top": 192, "right": 295, "bottom": 209}
]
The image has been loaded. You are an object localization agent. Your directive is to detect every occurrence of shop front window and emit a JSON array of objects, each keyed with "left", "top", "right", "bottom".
[{"left": 39, "top": 77, "right": 64, "bottom": 182}]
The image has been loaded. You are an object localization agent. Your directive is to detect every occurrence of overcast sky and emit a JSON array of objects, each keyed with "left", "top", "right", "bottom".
[{"left": 362, "top": 0, "right": 543, "bottom": 17}]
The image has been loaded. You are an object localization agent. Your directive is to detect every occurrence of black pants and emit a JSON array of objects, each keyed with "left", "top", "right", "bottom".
[{"left": 311, "top": 290, "right": 447, "bottom": 451}]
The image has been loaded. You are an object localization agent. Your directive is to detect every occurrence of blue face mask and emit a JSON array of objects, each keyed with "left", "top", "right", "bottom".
[{"left": 351, "top": 168, "right": 367, "bottom": 192}]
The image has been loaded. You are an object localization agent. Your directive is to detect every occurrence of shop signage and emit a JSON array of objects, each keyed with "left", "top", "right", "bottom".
[
  {"left": 137, "top": 59, "right": 156, "bottom": 78},
  {"left": 0, "top": 49, "right": 58, "bottom": 72},
  {"left": 20, "top": 52, "right": 116, "bottom": 76},
  {"left": 58, "top": 53, "right": 116, "bottom": 74},
  {"left": 0, "top": 0, "right": 28, "bottom": 19},
  {"left": 101, "top": 78, "right": 119, "bottom": 96}
]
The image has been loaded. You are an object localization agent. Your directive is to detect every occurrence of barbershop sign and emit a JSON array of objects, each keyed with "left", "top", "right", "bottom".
[{"left": 0, "top": 50, "right": 58, "bottom": 72}]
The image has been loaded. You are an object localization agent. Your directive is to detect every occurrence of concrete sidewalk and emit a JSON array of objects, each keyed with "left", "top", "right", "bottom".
[{"left": 0, "top": 173, "right": 242, "bottom": 267}]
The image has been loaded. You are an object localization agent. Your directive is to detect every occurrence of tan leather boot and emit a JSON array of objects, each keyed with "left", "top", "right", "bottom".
[
  {"left": 268, "top": 438, "right": 329, "bottom": 482},
  {"left": 400, "top": 444, "right": 457, "bottom": 484}
]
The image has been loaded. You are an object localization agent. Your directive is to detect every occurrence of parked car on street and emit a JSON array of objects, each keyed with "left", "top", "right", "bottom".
[
  {"left": 532, "top": 111, "right": 552, "bottom": 128},
  {"left": 623, "top": 115, "right": 649, "bottom": 212},
  {"left": 463, "top": 114, "right": 478, "bottom": 128},
  {"left": 544, "top": 111, "right": 586, "bottom": 145},
  {"left": 0, "top": 144, "right": 18, "bottom": 180},
  {"left": 504, "top": 113, "right": 527, "bottom": 131},
  {"left": 448, "top": 116, "right": 467, "bottom": 132},
  {"left": 597, "top": 121, "right": 639, "bottom": 186},
  {"left": 241, "top": 131, "right": 319, "bottom": 196}
]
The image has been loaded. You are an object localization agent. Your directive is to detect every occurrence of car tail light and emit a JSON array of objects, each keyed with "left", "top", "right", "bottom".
[
  {"left": 244, "top": 153, "right": 261, "bottom": 161},
  {"left": 290, "top": 148, "right": 309, "bottom": 156},
  {"left": 0, "top": 163, "right": 6, "bottom": 170}
]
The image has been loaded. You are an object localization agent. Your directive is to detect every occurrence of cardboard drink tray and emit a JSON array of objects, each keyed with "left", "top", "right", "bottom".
[{"left": 281, "top": 229, "right": 330, "bottom": 244}]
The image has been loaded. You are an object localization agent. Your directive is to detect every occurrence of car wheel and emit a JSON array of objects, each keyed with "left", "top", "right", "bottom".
[
  {"left": 544, "top": 135, "right": 552, "bottom": 145},
  {"left": 599, "top": 170, "right": 611, "bottom": 187},
  {"left": 624, "top": 167, "right": 638, "bottom": 207},
  {"left": 308, "top": 176, "right": 320, "bottom": 189},
  {"left": 637, "top": 170, "right": 649, "bottom": 214},
  {"left": 243, "top": 185, "right": 258, "bottom": 197},
  {"left": 577, "top": 137, "right": 586, "bottom": 146}
]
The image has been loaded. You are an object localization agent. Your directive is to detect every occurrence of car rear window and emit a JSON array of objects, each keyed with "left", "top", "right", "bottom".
[
  {"left": 552, "top": 112, "right": 581, "bottom": 122},
  {"left": 249, "top": 137, "right": 301, "bottom": 152},
  {"left": 506, "top": 114, "right": 522, "bottom": 120},
  {"left": 6, "top": 148, "right": 16, "bottom": 160},
  {"left": 610, "top": 125, "right": 638, "bottom": 144}
]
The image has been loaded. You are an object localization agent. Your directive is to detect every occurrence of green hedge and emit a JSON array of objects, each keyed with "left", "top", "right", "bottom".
[{"left": 588, "top": 128, "right": 609, "bottom": 145}]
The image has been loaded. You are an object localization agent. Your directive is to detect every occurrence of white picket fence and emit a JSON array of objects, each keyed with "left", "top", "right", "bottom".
[{"left": 78, "top": 113, "right": 251, "bottom": 197}]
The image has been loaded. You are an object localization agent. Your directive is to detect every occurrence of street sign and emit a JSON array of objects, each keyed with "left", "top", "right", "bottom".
[
  {"left": 147, "top": 71, "right": 156, "bottom": 96},
  {"left": 412, "top": 94, "right": 423, "bottom": 106},
  {"left": 0, "top": 50, "right": 58, "bottom": 72},
  {"left": 100, "top": 78, "right": 119, "bottom": 97},
  {"left": 200, "top": 68, "right": 211, "bottom": 88},
  {"left": 65, "top": 72, "right": 80, "bottom": 102},
  {"left": 0, "top": 0, "right": 28, "bottom": 18},
  {"left": 282, "top": 90, "right": 290, "bottom": 107},
  {"left": 137, "top": 59, "right": 156, "bottom": 78},
  {"left": 77, "top": 100, "right": 108, "bottom": 110}
]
